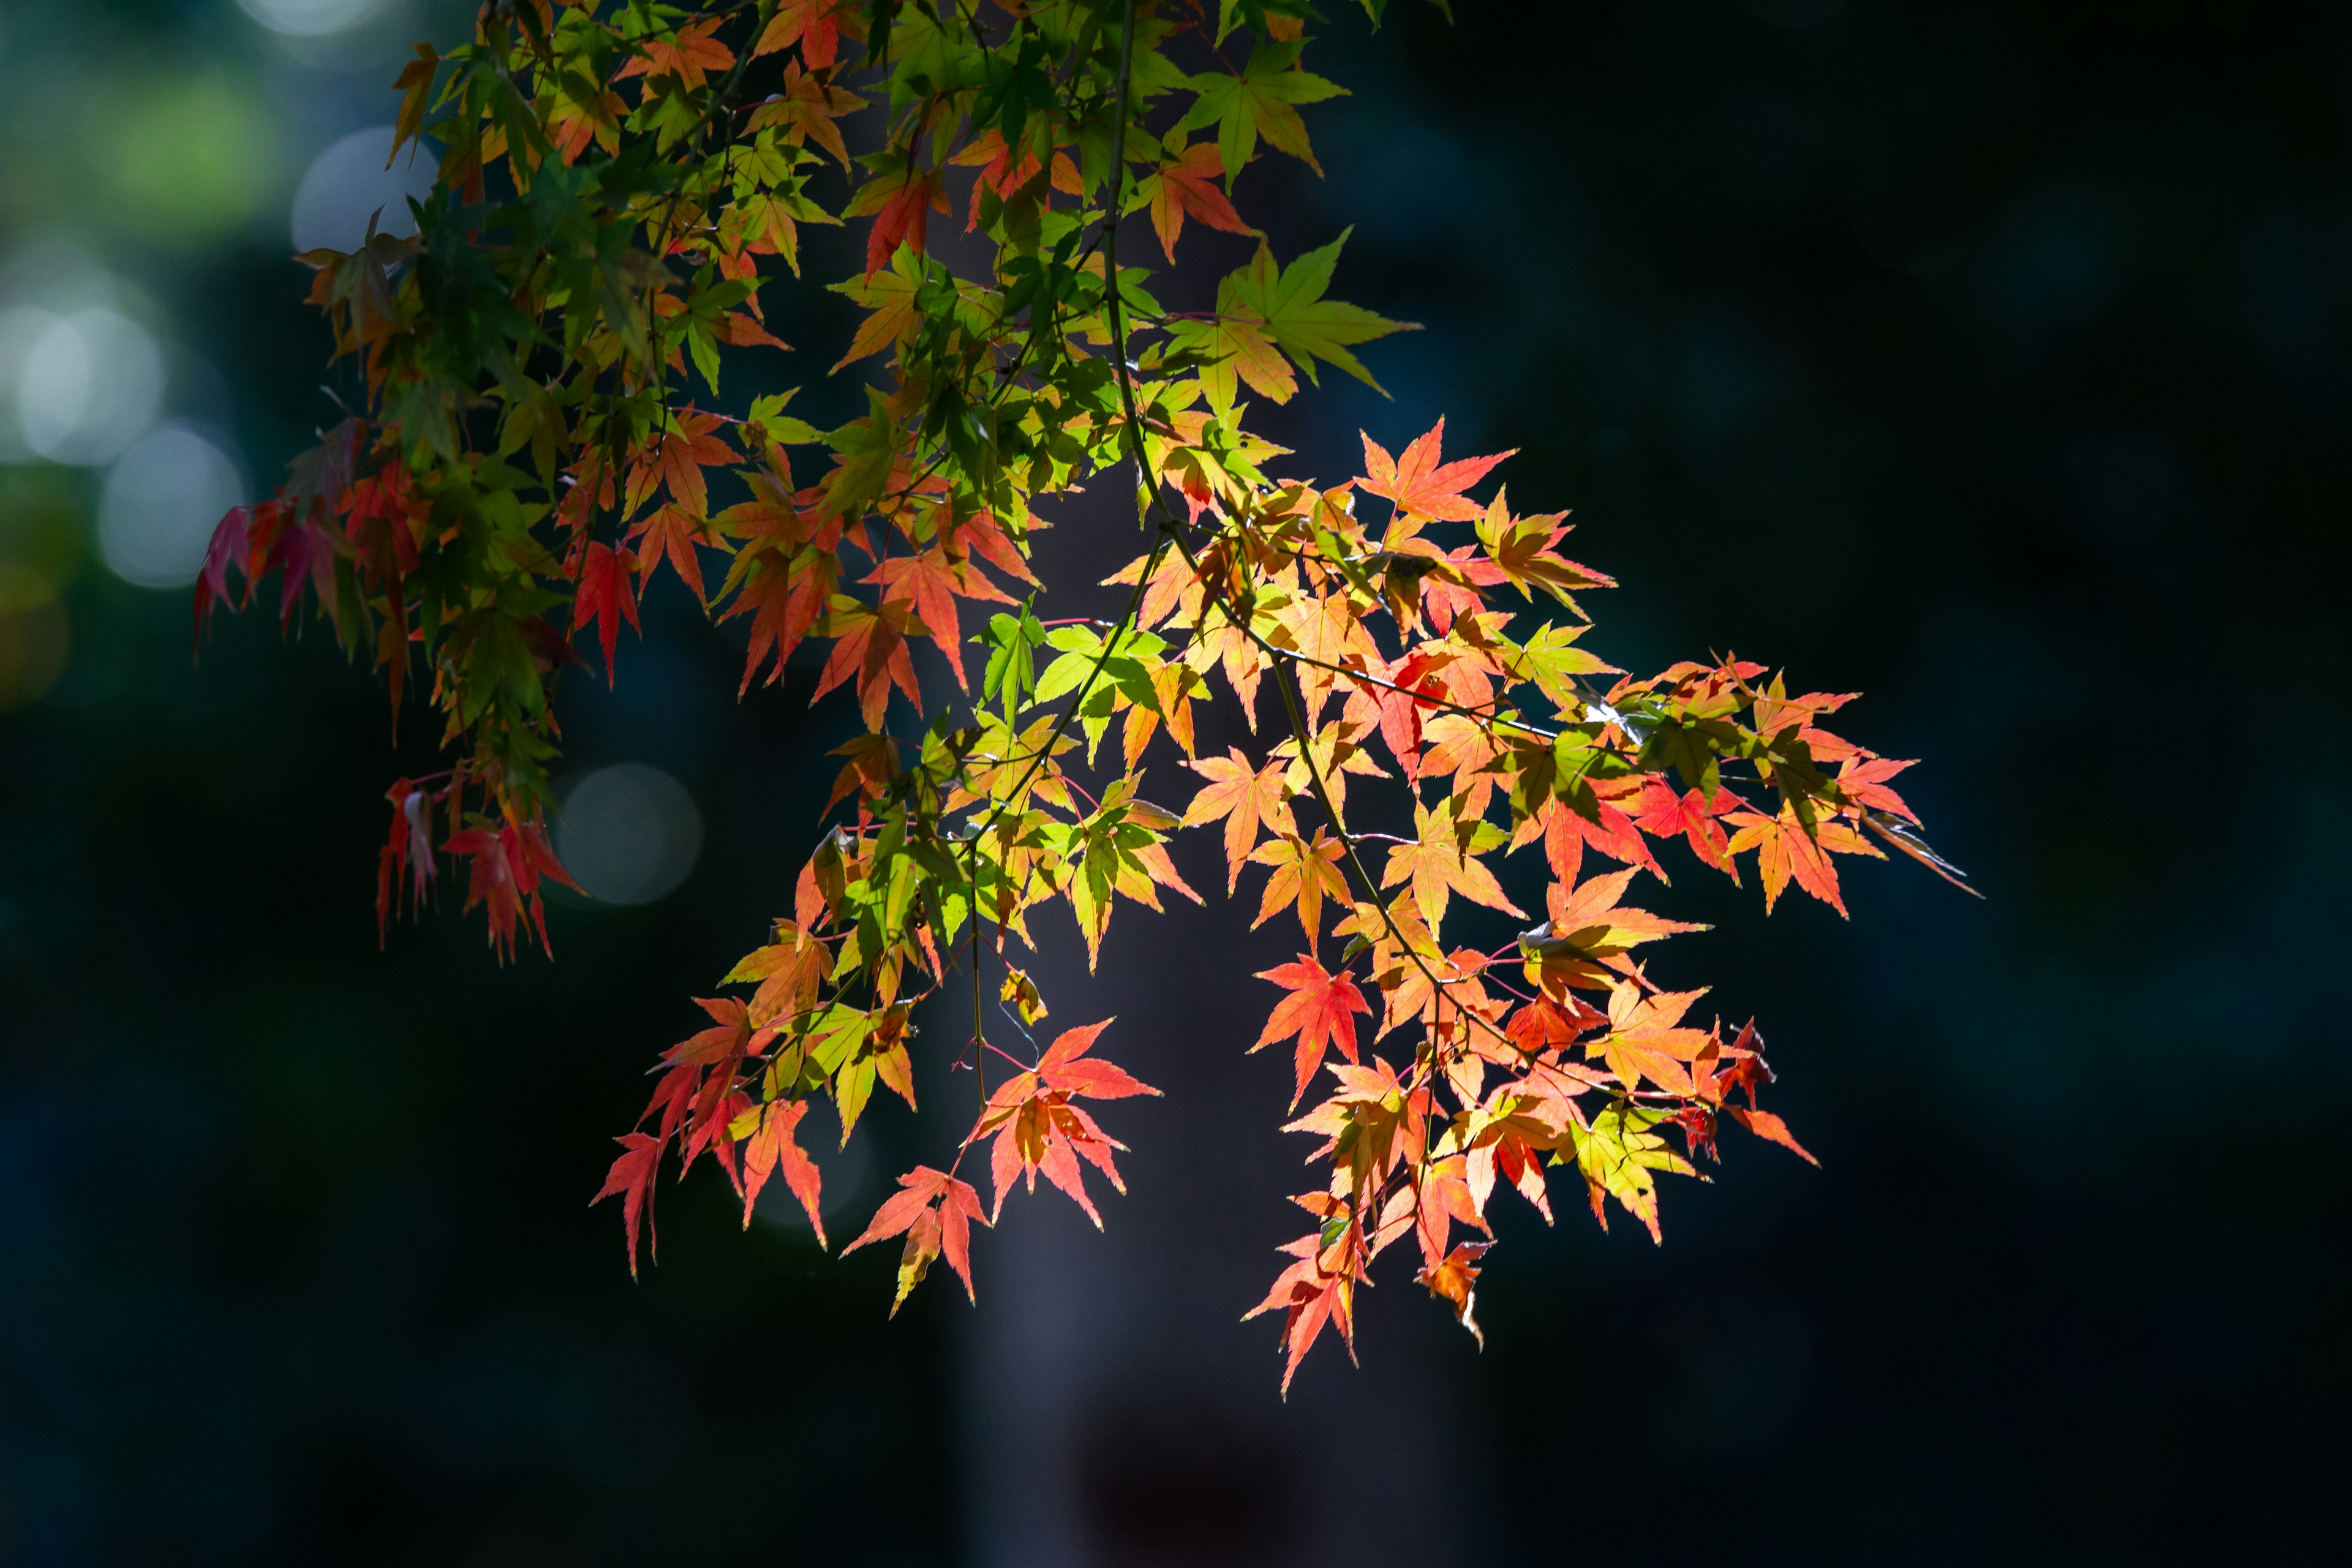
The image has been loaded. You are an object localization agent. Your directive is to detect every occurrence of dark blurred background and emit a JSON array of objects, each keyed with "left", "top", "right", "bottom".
[{"left": 2, "top": 0, "right": 2346, "bottom": 1563}]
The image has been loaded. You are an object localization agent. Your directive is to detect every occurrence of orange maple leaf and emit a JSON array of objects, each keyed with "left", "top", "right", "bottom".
[
  {"left": 1140, "top": 140, "right": 1253, "bottom": 262},
  {"left": 1357, "top": 418, "right": 1515, "bottom": 522},
  {"left": 752, "top": 0, "right": 856, "bottom": 70},
  {"left": 865, "top": 546, "right": 1013, "bottom": 691},
  {"left": 1724, "top": 804, "right": 1880, "bottom": 916},
  {"left": 1244, "top": 1223, "right": 1363, "bottom": 1398},
  {"left": 1379, "top": 801, "right": 1522, "bottom": 931},
  {"left": 615, "top": 17, "right": 736, "bottom": 91},
  {"left": 1246, "top": 827, "right": 1349, "bottom": 941},
  {"left": 1182, "top": 747, "right": 1296, "bottom": 892}
]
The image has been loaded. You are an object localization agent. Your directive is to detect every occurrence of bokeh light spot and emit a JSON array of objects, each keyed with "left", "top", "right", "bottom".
[
  {"left": 236, "top": 0, "right": 392, "bottom": 38},
  {"left": 290, "top": 126, "right": 438, "bottom": 255},
  {"left": 555, "top": 764, "right": 704, "bottom": 907},
  {"left": 97, "top": 424, "right": 247, "bottom": 592},
  {"left": 0, "top": 306, "right": 164, "bottom": 467}
]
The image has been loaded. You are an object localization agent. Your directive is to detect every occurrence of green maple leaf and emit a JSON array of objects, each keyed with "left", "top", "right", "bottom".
[
  {"left": 1567, "top": 1102, "right": 1695, "bottom": 1245},
  {"left": 1180, "top": 41, "right": 1347, "bottom": 190},
  {"left": 1186, "top": 231, "right": 1417, "bottom": 415}
]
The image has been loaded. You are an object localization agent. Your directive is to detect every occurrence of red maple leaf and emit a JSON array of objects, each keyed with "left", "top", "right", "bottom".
[
  {"left": 843, "top": 1166, "right": 986, "bottom": 1314},
  {"left": 592, "top": 1132, "right": 665, "bottom": 1279},
  {"left": 739, "top": 1098, "right": 828, "bottom": 1242},
  {"left": 571, "top": 539, "right": 640, "bottom": 683},
  {"left": 1632, "top": 777, "right": 1745, "bottom": 878},
  {"left": 811, "top": 595, "right": 923, "bottom": 729},
  {"left": 445, "top": 818, "right": 583, "bottom": 960},
  {"left": 965, "top": 1019, "right": 1159, "bottom": 1226},
  {"left": 374, "top": 777, "right": 438, "bottom": 942},
  {"left": 1253, "top": 957, "right": 1373, "bottom": 1107},
  {"left": 861, "top": 167, "right": 947, "bottom": 278},
  {"left": 627, "top": 503, "right": 712, "bottom": 605}
]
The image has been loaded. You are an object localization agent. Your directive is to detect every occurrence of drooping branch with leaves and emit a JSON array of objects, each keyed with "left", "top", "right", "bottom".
[{"left": 198, "top": 0, "right": 1973, "bottom": 1393}]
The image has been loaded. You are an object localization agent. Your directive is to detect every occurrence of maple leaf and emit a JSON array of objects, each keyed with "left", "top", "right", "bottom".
[
  {"left": 747, "top": 62, "right": 864, "bottom": 167},
  {"left": 1137, "top": 140, "right": 1253, "bottom": 262},
  {"left": 953, "top": 129, "right": 1084, "bottom": 231},
  {"left": 625, "top": 409, "right": 737, "bottom": 521},
  {"left": 1517, "top": 867, "right": 1705, "bottom": 996},
  {"left": 829, "top": 247, "right": 925, "bottom": 369},
  {"left": 1180, "top": 40, "right": 1348, "bottom": 188},
  {"left": 388, "top": 43, "right": 438, "bottom": 167},
  {"left": 965, "top": 1020, "right": 1159, "bottom": 1226},
  {"left": 865, "top": 546, "right": 1012, "bottom": 691},
  {"left": 725, "top": 541, "right": 838, "bottom": 695},
  {"left": 627, "top": 503, "right": 712, "bottom": 605},
  {"left": 1183, "top": 747, "right": 1297, "bottom": 892},
  {"left": 1380, "top": 800, "right": 1521, "bottom": 931},
  {"left": 753, "top": 0, "right": 858, "bottom": 70},
  {"left": 1245, "top": 1227, "right": 1362, "bottom": 1398},
  {"left": 810, "top": 594, "right": 924, "bottom": 730},
  {"left": 1589, "top": 982, "right": 1714, "bottom": 1096},
  {"left": 1247, "top": 828, "right": 1349, "bottom": 941},
  {"left": 1836, "top": 755, "right": 1920, "bottom": 821},
  {"left": 592, "top": 1132, "right": 664, "bottom": 1280},
  {"left": 736, "top": 1098, "right": 827, "bottom": 1240},
  {"left": 1254, "top": 956, "right": 1373, "bottom": 1107},
  {"left": 1632, "top": 778, "right": 1744, "bottom": 878},
  {"left": 375, "top": 778, "right": 438, "bottom": 942},
  {"left": 1515, "top": 791, "right": 1663, "bottom": 888},
  {"left": 1417, "top": 1240, "right": 1492, "bottom": 1348},
  {"left": 1181, "top": 233, "right": 1412, "bottom": 415},
  {"left": 852, "top": 163, "right": 948, "bottom": 279},
  {"left": 571, "top": 540, "right": 640, "bottom": 684},
  {"left": 1502, "top": 990, "right": 1607, "bottom": 1057},
  {"left": 1475, "top": 492, "right": 1615, "bottom": 611},
  {"left": 1727, "top": 1106, "right": 1819, "bottom": 1166},
  {"left": 1725, "top": 804, "right": 1880, "bottom": 916},
  {"left": 446, "top": 820, "right": 582, "bottom": 962},
  {"left": 843, "top": 1166, "right": 986, "bottom": 1314},
  {"left": 1566, "top": 1102, "right": 1694, "bottom": 1243},
  {"left": 615, "top": 16, "right": 734, "bottom": 97},
  {"left": 1359, "top": 418, "right": 1515, "bottom": 522}
]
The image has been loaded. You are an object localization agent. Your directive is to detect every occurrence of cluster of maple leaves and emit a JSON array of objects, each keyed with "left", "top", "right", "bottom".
[{"left": 197, "top": 0, "right": 1966, "bottom": 1390}]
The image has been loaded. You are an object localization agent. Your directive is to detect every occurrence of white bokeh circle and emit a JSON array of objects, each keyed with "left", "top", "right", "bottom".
[
  {"left": 290, "top": 126, "right": 439, "bottom": 255},
  {"left": 0, "top": 305, "right": 165, "bottom": 468},
  {"left": 236, "top": 0, "right": 392, "bottom": 38},
  {"left": 97, "top": 423, "right": 249, "bottom": 591},
  {"left": 556, "top": 764, "right": 705, "bottom": 907}
]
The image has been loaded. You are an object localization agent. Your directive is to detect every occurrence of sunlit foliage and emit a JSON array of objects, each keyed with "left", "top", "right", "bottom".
[{"left": 200, "top": 0, "right": 1970, "bottom": 1392}]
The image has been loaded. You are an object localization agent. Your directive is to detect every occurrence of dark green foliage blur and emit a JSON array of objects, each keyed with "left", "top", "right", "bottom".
[{"left": 0, "top": 1, "right": 2344, "bottom": 1564}]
